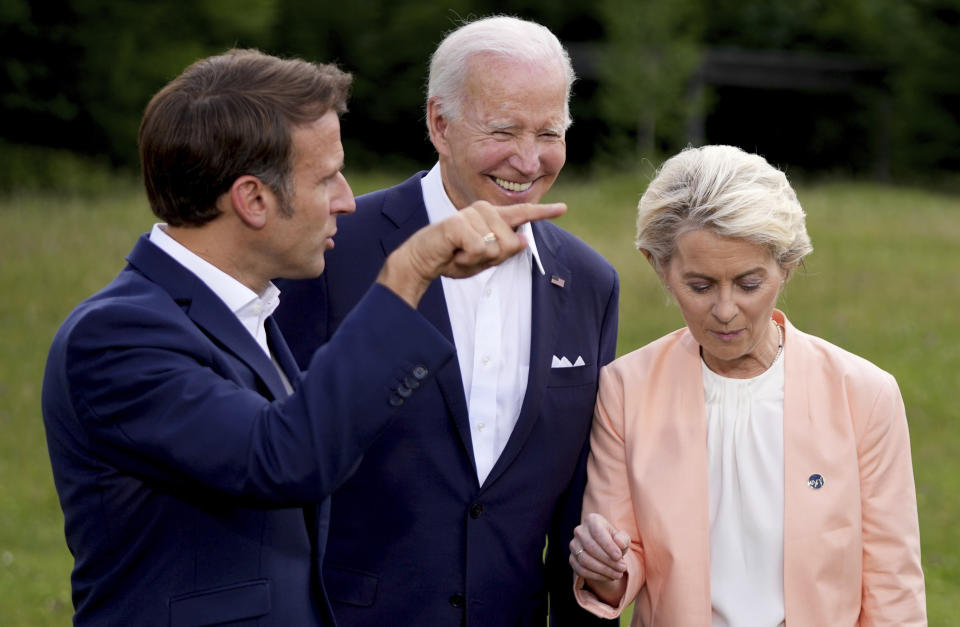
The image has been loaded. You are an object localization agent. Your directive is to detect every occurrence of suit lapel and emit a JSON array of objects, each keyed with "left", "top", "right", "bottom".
[
  {"left": 126, "top": 235, "right": 291, "bottom": 401},
  {"left": 481, "top": 222, "right": 568, "bottom": 488},
  {"left": 643, "top": 331, "right": 712, "bottom": 619},
  {"left": 780, "top": 312, "right": 819, "bottom": 625},
  {"left": 189, "top": 295, "right": 291, "bottom": 400},
  {"left": 267, "top": 316, "right": 300, "bottom": 394},
  {"left": 378, "top": 178, "right": 477, "bottom": 474}
]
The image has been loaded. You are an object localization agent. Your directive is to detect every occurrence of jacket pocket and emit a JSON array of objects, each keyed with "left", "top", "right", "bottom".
[
  {"left": 169, "top": 579, "right": 270, "bottom": 626},
  {"left": 324, "top": 565, "right": 379, "bottom": 607},
  {"left": 546, "top": 364, "right": 596, "bottom": 388}
]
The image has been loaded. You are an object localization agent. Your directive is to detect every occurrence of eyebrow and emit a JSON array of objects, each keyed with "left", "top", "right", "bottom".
[
  {"left": 486, "top": 120, "right": 516, "bottom": 132},
  {"left": 484, "top": 121, "right": 564, "bottom": 135},
  {"left": 681, "top": 267, "right": 768, "bottom": 281}
]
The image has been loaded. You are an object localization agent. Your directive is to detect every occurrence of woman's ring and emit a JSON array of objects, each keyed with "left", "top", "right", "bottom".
[
  {"left": 481, "top": 232, "right": 497, "bottom": 244},
  {"left": 574, "top": 547, "right": 585, "bottom": 559}
]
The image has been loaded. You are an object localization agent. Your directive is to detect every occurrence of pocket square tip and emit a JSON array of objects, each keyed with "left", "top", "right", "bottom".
[{"left": 552, "top": 355, "right": 586, "bottom": 368}]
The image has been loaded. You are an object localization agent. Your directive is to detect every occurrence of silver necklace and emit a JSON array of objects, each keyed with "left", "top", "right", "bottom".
[{"left": 773, "top": 320, "right": 784, "bottom": 362}]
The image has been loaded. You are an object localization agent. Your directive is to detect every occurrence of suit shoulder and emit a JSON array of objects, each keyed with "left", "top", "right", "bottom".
[
  {"left": 538, "top": 222, "right": 613, "bottom": 267},
  {"left": 352, "top": 172, "right": 427, "bottom": 216},
  {"left": 606, "top": 328, "right": 689, "bottom": 377},
  {"left": 335, "top": 172, "right": 427, "bottom": 242},
  {"left": 54, "top": 269, "right": 196, "bottom": 352},
  {"left": 537, "top": 222, "right": 617, "bottom": 283},
  {"left": 793, "top": 327, "right": 897, "bottom": 389}
]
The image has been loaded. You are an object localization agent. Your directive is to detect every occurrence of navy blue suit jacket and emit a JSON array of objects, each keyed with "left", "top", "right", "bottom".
[
  {"left": 275, "top": 172, "right": 619, "bottom": 626},
  {"left": 41, "top": 234, "right": 454, "bottom": 626}
]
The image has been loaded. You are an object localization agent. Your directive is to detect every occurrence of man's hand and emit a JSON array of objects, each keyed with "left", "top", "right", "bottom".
[{"left": 377, "top": 200, "right": 566, "bottom": 308}]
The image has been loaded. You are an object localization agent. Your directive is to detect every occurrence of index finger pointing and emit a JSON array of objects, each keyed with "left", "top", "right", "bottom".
[{"left": 495, "top": 202, "right": 567, "bottom": 230}]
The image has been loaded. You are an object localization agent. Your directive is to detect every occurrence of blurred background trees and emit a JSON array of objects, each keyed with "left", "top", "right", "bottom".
[{"left": 1, "top": 0, "right": 958, "bottom": 190}]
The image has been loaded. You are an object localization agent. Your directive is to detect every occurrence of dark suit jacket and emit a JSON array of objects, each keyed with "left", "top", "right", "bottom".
[
  {"left": 41, "top": 234, "right": 454, "bottom": 626},
  {"left": 275, "top": 172, "right": 619, "bottom": 626}
]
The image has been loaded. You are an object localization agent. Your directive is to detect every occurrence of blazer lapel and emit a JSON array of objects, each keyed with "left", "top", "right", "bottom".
[
  {"left": 378, "top": 180, "right": 476, "bottom": 474},
  {"left": 126, "top": 235, "right": 291, "bottom": 401},
  {"left": 647, "top": 330, "right": 713, "bottom": 621},
  {"left": 780, "top": 311, "right": 828, "bottom": 625},
  {"left": 481, "top": 223, "right": 567, "bottom": 488},
  {"left": 266, "top": 316, "right": 301, "bottom": 394}
]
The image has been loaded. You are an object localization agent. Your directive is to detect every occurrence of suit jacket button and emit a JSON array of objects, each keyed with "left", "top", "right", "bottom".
[
  {"left": 388, "top": 393, "right": 404, "bottom": 407},
  {"left": 412, "top": 365, "right": 429, "bottom": 380},
  {"left": 469, "top": 503, "right": 484, "bottom": 519},
  {"left": 403, "top": 375, "right": 420, "bottom": 389},
  {"left": 396, "top": 383, "right": 413, "bottom": 398},
  {"left": 449, "top": 593, "right": 465, "bottom": 608}
]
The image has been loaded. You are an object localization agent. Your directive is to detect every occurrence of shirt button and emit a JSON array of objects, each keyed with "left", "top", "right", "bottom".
[
  {"left": 477, "top": 422, "right": 485, "bottom": 432},
  {"left": 481, "top": 355, "right": 490, "bottom": 366},
  {"left": 485, "top": 287, "right": 492, "bottom": 297},
  {"left": 449, "top": 593, "right": 465, "bottom": 608},
  {"left": 469, "top": 504, "right": 484, "bottom": 519}
]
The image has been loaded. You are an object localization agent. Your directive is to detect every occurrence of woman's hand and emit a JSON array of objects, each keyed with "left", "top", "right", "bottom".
[{"left": 570, "top": 513, "right": 632, "bottom": 605}]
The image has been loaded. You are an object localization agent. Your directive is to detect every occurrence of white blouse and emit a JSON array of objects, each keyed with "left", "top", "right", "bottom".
[{"left": 702, "top": 348, "right": 786, "bottom": 627}]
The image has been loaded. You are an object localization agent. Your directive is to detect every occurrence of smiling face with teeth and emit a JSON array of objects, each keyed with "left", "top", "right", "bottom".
[{"left": 427, "top": 53, "right": 567, "bottom": 209}]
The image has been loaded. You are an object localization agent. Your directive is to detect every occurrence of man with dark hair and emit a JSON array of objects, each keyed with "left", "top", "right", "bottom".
[
  {"left": 41, "top": 48, "right": 564, "bottom": 626},
  {"left": 275, "top": 17, "right": 618, "bottom": 627}
]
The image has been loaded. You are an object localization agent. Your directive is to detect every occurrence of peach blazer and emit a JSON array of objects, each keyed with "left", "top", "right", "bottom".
[{"left": 575, "top": 310, "right": 926, "bottom": 626}]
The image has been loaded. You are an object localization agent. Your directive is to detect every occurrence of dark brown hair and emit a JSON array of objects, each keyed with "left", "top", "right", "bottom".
[{"left": 138, "top": 48, "right": 351, "bottom": 227}]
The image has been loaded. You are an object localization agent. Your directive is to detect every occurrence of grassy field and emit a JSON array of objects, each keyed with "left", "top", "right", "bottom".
[{"left": 1, "top": 171, "right": 957, "bottom": 624}]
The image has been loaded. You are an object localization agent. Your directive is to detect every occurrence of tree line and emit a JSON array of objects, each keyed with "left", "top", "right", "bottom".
[{"left": 2, "top": 0, "right": 958, "bottom": 190}]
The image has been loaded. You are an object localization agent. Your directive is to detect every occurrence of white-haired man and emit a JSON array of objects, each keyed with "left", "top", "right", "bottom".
[{"left": 277, "top": 16, "right": 618, "bottom": 626}]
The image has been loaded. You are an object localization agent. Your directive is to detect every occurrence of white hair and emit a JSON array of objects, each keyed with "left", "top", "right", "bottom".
[
  {"left": 637, "top": 145, "right": 813, "bottom": 275},
  {"left": 427, "top": 15, "right": 576, "bottom": 129}
]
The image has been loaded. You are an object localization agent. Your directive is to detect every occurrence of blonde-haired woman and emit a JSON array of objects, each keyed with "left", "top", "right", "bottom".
[{"left": 570, "top": 145, "right": 925, "bottom": 626}]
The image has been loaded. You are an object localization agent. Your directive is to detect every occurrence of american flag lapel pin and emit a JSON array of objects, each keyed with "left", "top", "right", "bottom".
[{"left": 550, "top": 274, "right": 566, "bottom": 288}]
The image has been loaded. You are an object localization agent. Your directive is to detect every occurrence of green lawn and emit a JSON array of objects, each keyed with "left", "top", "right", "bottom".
[{"left": 1, "top": 172, "right": 957, "bottom": 624}]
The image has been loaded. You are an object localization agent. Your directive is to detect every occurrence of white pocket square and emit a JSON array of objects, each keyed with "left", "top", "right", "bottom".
[{"left": 551, "top": 355, "right": 586, "bottom": 368}]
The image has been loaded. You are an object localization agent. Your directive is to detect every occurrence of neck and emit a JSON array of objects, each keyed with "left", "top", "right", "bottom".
[
  {"left": 164, "top": 224, "right": 268, "bottom": 294},
  {"left": 702, "top": 318, "right": 783, "bottom": 379}
]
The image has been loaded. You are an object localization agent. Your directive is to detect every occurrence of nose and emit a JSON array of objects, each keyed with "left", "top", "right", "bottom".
[
  {"left": 711, "top": 287, "right": 738, "bottom": 325},
  {"left": 331, "top": 172, "right": 356, "bottom": 215},
  {"left": 508, "top": 135, "right": 540, "bottom": 176}
]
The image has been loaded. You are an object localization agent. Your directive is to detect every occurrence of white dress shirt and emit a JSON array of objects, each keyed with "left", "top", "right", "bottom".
[
  {"left": 702, "top": 347, "right": 786, "bottom": 627},
  {"left": 421, "top": 164, "right": 544, "bottom": 484},
  {"left": 149, "top": 223, "right": 293, "bottom": 394}
]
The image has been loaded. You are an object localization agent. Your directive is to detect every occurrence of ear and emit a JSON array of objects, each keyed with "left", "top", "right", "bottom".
[
  {"left": 778, "top": 266, "right": 792, "bottom": 288},
  {"left": 641, "top": 249, "right": 661, "bottom": 274},
  {"left": 228, "top": 175, "right": 272, "bottom": 230},
  {"left": 641, "top": 249, "right": 670, "bottom": 288},
  {"left": 426, "top": 97, "right": 451, "bottom": 158}
]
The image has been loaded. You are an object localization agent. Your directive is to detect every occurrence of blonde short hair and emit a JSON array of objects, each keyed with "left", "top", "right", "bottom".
[{"left": 636, "top": 145, "right": 813, "bottom": 275}]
